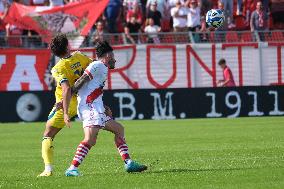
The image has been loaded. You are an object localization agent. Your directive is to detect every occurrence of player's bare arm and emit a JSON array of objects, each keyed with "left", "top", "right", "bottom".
[
  {"left": 104, "top": 105, "right": 112, "bottom": 117},
  {"left": 54, "top": 74, "right": 90, "bottom": 111},
  {"left": 222, "top": 78, "right": 231, "bottom": 86},
  {"left": 71, "top": 73, "right": 90, "bottom": 94},
  {"left": 61, "top": 81, "right": 72, "bottom": 128}
]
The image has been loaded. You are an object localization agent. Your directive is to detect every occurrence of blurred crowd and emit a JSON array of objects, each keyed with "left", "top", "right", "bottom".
[{"left": 0, "top": 0, "right": 283, "bottom": 46}]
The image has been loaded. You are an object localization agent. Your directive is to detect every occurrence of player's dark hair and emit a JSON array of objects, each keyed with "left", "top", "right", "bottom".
[
  {"left": 95, "top": 40, "right": 113, "bottom": 58},
  {"left": 49, "top": 33, "right": 69, "bottom": 57},
  {"left": 218, "top": 58, "right": 226, "bottom": 65}
]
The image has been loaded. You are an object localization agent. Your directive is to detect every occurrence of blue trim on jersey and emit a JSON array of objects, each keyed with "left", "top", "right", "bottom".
[
  {"left": 59, "top": 78, "right": 68, "bottom": 85},
  {"left": 47, "top": 109, "right": 56, "bottom": 120}
]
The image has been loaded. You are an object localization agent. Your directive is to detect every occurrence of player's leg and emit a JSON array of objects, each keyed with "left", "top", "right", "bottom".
[
  {"left": 104, "top": 120, "right": 130, "bottom": 161},
  {"left": 65, "top": 126, "right": 100, "bottom": 176},
  {"left": 38, "top": 99, "right": 77, "bottom": 177},
  {"left": 38, "top": 105, "right": 63, "bottom": 177},
  {"left": 38, "top": 121, "right": 62, "bottom": 177},
  {"left": 104, "top": 119, "right": 147, "bottom": 172}
]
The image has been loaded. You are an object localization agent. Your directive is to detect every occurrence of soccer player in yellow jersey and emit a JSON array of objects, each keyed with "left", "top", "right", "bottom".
[{"left": 38, "top": 34, "right": 93, "bottom": 177}]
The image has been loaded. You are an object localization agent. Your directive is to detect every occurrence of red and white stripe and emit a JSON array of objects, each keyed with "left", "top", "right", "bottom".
[
  {"left": 115, "top": 137, "right": 130, "bottom": 160},
  {"left": 72, "top": 142, "right": 91, "bottom": 167},
  {"left": 84, "top": 70, "right": 93, "bottom": 79}
]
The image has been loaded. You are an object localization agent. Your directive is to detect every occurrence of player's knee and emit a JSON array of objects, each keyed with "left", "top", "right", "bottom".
[
  {"left": 44, "top": 122, "right": 59, "bottom": 138},
  {"left": 83, "top": 137, "right": 97, "bottom": 146},
  {"left": 43, "top": 130, "right": 55, "bottom": 138}
]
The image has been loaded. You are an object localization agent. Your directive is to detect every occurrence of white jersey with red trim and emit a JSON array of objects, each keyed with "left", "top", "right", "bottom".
[{"left": 77, "top": 60, "right": 108, "bottom": 113}]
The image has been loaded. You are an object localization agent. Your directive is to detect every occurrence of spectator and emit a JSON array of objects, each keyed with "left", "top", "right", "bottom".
[
  {"left": 146, "top": 0, "right": 168, "bottom": 17},
  {"left": 244, "top": 0, "right": 257, "bottom": 25},
  {"left": 144, "top": 18, "right": 161, "bottom": 43},
  {"left": 23, "top": 30, "right": 44, "bottom": 48},
  {"left": 146, "top": 1, "right": 162, "bottom": 26},
  {"left": 92, "top": 21, "right": 105, "bottom": 44},
  {"left": 49, "top": 0, "right": 64, "bottom": 7},
  {"left": 147, "top": 0, "right": 171, "bottom": 31},
  {"left": 126, "top": 2, "right": 143, "bottom": 24},
  {"left": 19, "top": 0, "right": 31, "bottom": 5},
  {"left": 250, "top": 1, "right": 269, "bottom": 32},
  {"left": 0, "top": 17, "right": 6, "bottom": 47},
  {"left": 104, "top": 0, "right": 122, "bottom": 33},
  {"left": 198, "top": 16, "right": 209, "bottom": 42},
  {"left": 171, "top": 0, "right": 188, "bottom": 32},
  {"left": 0, "top": 0, "right": 10, "bottom": 13},
  {"left": 162, "top": 0, "right": 172, "bottom": 31},
  {"left": 185, "top": 0, "right": 201, "bottom": 31},
  {"left": 67, "top": 0, "right": 83, "bottom": 3},
  {"left": 0, "top": 1, "right": 8, "bottom": 47},
  {"left": 213, "top": 2, "right": 228, "bottom": 42},
  {"left": 200, "top": 0, "right": 215, "bottom": 15},
  {"left": 216, "top": 1, "right": 228, "bottom": 30},
  {"left": 169, "top": 0, "right": 186, "bottom": 8},
  {"left": 123, "top": 0, "right": 142, "bottom": 15},
  {"left": 217, "top": 58, "right": 236, "bottom": 87},
  {"left": 236, "top": 0, "right": 243, "bottom": 15},
  {"left": 220, "top": 0, "right": 235, "bottom": 29},
  {"left": 6, "top": 24, "right": 23, "bottom": 47},
  {"left": 31, "top": 0, "right": 47, "bottom": 6},
  {"left": 124, "top": 16, "right": 141, "bottom": 44}
]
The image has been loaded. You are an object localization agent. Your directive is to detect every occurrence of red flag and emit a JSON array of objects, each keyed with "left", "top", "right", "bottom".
[{"left": 4, "top": 0, "right": 109, "bottom": 46}]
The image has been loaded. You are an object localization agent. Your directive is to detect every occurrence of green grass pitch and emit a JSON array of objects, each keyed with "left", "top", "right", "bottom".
[{"left": 0, "top": 117, "right": 283, "bottom": 189}]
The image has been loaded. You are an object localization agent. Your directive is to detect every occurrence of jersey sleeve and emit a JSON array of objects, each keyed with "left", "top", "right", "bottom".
[
  {"left": 51, "top": 66, "right": 69, "bottom": 85},
  {"left": 84, "top": 63, "right": 99, "bottom": 80}
]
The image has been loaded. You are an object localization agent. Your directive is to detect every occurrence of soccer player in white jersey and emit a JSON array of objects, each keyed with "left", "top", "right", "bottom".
[{"left": 64, "top": 41, "right": 147, "bottom": 176}]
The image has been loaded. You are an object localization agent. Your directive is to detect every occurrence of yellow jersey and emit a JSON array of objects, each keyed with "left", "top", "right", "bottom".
[{"left": 51, "top": 51, "right": 93, "bottom": 102}]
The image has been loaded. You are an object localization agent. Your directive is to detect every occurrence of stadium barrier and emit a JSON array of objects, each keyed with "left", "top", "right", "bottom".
[
  {"left": 1, "top": 86, "right": 283, "bottom": 122},
  {"left": 0, "top": 30, "right": 283, "bottom": 48}
]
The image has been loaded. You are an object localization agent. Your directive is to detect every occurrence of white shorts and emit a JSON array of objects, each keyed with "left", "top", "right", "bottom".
[{"left": 77, "top": 101, "right": 112, "bottom": 128}]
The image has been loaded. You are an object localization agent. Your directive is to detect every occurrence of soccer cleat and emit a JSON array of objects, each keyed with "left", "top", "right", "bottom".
[
  {"left": 125, "top": 160, "right": 147, "bottom": 173},
  {"left": 37, "top": 171, "right": 52, "bottom": 177},
  {"left": 65, "top": 169, "right": 80, "bottom": 177}
]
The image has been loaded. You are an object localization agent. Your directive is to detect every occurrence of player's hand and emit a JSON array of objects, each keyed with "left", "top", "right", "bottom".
[
  {"left": 55, "top": 101, "right": 63, "bottom": 111},
  {"left": 104, "top": 105, "right": 112, "bottom": 117},
  {"left": 64, "top": 113, "right": 71, "bottom": 128}
]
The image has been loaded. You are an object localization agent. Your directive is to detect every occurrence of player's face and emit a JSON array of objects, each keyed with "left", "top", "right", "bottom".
[
  {"left": 107, "top": 52, "right": 116, "bottom": 69},
  {"left": 219, "top": 64, "right": 226, "bottom": 69}
]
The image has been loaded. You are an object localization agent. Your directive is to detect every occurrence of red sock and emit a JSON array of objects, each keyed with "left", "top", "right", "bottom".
[
  {"left": 71, "top": 141, "right": 91, "bottom": 167},
  {"left": 115, "top": 136, "right": 131, "bottom": 161}
]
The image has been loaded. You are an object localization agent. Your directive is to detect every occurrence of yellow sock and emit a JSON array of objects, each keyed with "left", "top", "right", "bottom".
[{"left": 42, "top": 137, "right": 54, "bottom": 168}]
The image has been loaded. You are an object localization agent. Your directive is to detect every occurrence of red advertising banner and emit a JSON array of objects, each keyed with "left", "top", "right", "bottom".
[
  {"left": 0, "top": 43, "right": 283, "bottom": 91},
  {"left": 0, "top": 49, "right": 50, "bottom": 91}
]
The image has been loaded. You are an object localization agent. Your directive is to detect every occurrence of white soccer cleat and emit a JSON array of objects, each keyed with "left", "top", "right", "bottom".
[{"left": 37, "top": 171, "right": 52, "bottom": 177}]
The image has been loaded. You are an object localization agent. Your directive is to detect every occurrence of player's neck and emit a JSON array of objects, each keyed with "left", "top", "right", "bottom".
[{"left": 60, "top": 52, "right": 71, "bottom": 59}]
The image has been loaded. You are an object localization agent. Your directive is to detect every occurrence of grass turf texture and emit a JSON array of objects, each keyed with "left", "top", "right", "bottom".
[{"left": 0, "top": 117, "right": 283, "bottom": 189}]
